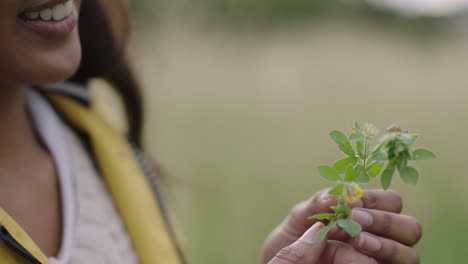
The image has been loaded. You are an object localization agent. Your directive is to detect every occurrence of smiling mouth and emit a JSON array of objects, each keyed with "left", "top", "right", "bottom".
[
  {"left": 17, "top": 0, "right": 78, "bottom": 37},
  {"left": 18, "top": 0, "right": 74, "bottom": 22}
]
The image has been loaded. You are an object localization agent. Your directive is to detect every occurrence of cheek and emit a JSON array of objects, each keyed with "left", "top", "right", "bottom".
[
  {"left": 0, "top": 29, "right": 82, "bottom": 85},
  {"left": 22, "top": 30, "right": 82, "bottom": 84},
  {"left": 0, "top": 5, "right": 82, "bottom": 86}
]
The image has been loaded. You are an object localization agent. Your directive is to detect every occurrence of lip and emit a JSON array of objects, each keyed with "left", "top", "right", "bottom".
[
  {"left": 21, "top": 0, "right": 69, "bottom": 13},
  {"left": 18, "top": 8, "right": 78, "bottom": 38}
]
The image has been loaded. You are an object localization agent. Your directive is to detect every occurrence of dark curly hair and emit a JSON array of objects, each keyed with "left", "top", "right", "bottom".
[{"left": 70, "top": 0, "right": 143, "bottom": 146}]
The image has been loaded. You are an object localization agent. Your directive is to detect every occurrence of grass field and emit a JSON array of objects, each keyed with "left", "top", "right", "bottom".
[{"left": 131, "top": 19, "right": 468, "bottom": 263}]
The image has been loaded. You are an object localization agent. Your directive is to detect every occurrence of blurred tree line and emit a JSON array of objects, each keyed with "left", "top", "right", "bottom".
[{"left": 130, "top": 0, "right": 449, "bottom": 36}]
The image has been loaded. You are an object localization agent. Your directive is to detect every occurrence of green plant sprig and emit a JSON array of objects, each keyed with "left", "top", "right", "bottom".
[{"left": 309, "top": 122, "right": 436, "bottom": 243}]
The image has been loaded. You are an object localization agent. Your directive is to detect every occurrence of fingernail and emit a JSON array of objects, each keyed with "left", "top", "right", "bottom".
[
  {"left": 298, "top": 222, "right": 324, "bottom": 244},
  {"left": 358, "top": 233, "right": 382, "bottom": 252},
  {"left": 350, "top": 210, "right": 373, "bottom": 227}
]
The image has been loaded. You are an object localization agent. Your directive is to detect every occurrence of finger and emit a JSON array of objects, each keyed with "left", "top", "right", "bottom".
[
  {"left": 284, "top": 189, "right": 401, "bottom": 237},
  {"left": 262, "top": 188, "right": 360, "bottom": 262},
  {"left": 327, "top": 225, "right": 351, "bottom": 242},
  {"left": 352, "top": 232, "right": 420, "bottom": 264},
  {"left": 284, "top": 189, "right": 361, "bottom": 236},
  {"left": 321, "top": 240, "right": 378, "bottom": 264},
  {"left": 349, "top": 208, "right": 422, "bottom": 246},
  {"left": 268, "top": 222, "right": 326, "bottom": 264},
  {"left": 359, "top": 190, "right": 403, "bottom": 213}
]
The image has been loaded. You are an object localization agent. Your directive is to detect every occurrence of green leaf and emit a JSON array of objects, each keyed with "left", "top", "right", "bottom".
[
  {"left": 407, "top": 135, "right": 418, "bottom": 145},
  {"left": 308, "top": 214, "right": 335, "bottom": 220},
  {"left": 354, "top": 165, "right": 370, "bottom": 183},
  {"left": 343, "top": 206, "right": 351, "bottom": 216},
  {"left": 397, "top": 133, "right": 418, "bottom": 145},
  {"left": 330, "top": 130, "right": 356, "bottom": 157},
  {"left": 367, "top": 162, "right": 384, "bottom": 177},
  {"left": 349, "top": 132, "right": 365, "bottom": 141},
  {"left": 354, "top": 121, "right": 361, "bottom": 131},
  {"left": 328, "top": 184, "right": 344, "bottom": 195},
  {"left": 318, "top": 166, "right": 342, "bottom": 182},
  {"left": 317, "top": 221, "right": 337, "bottom": 243},
  {"left": 399, "top": 166, "right": 419, "bottom": 185},
  {"left": 357, "top": 140, "right": 365, "bottom": 158},
  {"left": 372, "top": 134, "right": 392, "bottom": 153},
  {"left": 337, "top": 218, "right": 362, "bottom": 237},
  {"left": 331, "top": 204, "right": 350, "bottom": 216},
  {"left": 381, "top": 164, "right": 396, "bottom": 190},
  {"left": 372, "top": 150, "right": 388, "bottom": 161},
  {"left": 395, "top": 144, "right": 411, "bottom": 160},
  {"left": 396, "top": 157, "right": 408, "bottom": 171},
  {"left": 333, "top": 157, "right": 358, "bottom": 174},
  {"left": 411, "top": 149, "right": 436, "bottom": 160},
  {"left": 330, "top": 206, "right": 341, "bottom": 214},
  {"left": 344, "top": 166, "right": 354, "bottom": 182}
]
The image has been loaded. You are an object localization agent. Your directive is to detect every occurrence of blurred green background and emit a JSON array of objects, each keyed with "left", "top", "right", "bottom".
[{"left": 126, "top": 1, "right": 468, "bottom": 263}]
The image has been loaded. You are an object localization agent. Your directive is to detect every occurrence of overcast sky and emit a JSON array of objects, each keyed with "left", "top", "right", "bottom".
[{"left": 367, "top": 0, "right": 468, "bottom": 16}]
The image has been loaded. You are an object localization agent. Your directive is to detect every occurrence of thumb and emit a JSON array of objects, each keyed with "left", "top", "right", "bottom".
[{"left": 268, "top": 222, "right": 326, "bottom": 264}]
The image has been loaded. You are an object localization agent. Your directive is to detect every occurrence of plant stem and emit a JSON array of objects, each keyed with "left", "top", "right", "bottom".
[
  {"left": 363, "top": 137, "right": 368, "bottom": 169},
  {"left": 338, "top": 195, "right": 346, "bottom": 217}
]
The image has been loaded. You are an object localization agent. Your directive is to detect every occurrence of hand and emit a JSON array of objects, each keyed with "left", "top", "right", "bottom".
[
  {"left": 261, "top": 189, "right": 421, "bottom": 264},
  {"left": 268, "top": 222, "right": 377, "bottom": 264}
]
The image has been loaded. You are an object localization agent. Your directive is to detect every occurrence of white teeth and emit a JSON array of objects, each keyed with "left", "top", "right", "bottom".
[
  {"left": 25, "top": 11, "right": 39, "bottom": 19},
  {"left": 64, "top": 1, "right": 74, "bottom": 14},
  {"left": 39, "top": 8, "right": 52, "bottom": 21},
  {"left": 24, "top": 0, "right": 74, "bottom": 21},
  {"left": 52, "top": 4, "right": 66, "bottom": 21}
]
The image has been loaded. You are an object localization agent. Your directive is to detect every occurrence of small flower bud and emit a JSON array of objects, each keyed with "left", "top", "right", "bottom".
[
  {"left": 386, "top": 124, "right": 402, "bottom": 132},
  {"left": 343, "top": 183, "right": 362, "bottom": 203},
  {"left": 363, "top": 123, "right": 379, "bottom": 137}
]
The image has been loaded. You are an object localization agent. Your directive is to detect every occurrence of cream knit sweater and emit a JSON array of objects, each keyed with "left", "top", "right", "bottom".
[
  {"left": 64, "top": 124, "right": 139, "bottom": 264},
  {"left": 28, "top": 89, "right": 139, "bottom": 264}
]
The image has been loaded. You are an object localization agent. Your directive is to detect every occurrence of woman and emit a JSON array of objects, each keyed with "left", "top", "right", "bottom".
[{"left": 0, "top": 0, "right": 421, "bottom": 263}]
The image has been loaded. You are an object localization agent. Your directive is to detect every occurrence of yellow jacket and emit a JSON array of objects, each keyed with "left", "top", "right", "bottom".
[{"left": 0, "top": 86, "right": 186, "bottom": 264}]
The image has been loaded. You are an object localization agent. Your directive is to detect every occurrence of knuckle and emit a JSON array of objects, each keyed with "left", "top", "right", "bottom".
[
  {"left": 305, "top": 189, "right": 335, "bottom": 214},
  {"left": 381, "top": 212, "right": 393, "bottom": 231},
  {"left": 275, "top": 245, "right": 305, "bottom": 264},
  {"left": 361, "top": 193, "right": 378, "bottom": 209},
  {"left": 285, "top": 202, "right": 309, "bottom": 236},
  {"left": 290, "top": 202, "right": 307, "bottom": 221},
  {"left": 387, "top": 239, "right": 399, "bottom": 257},
  {"left": 362, "top": 190, "right": 403, "bottom": 212},
  {"left": 314, "top": 189, "right": 335, "bottom": 208},
  {"left": 311, "top": 189, "right": 327, "bottom": 205}
]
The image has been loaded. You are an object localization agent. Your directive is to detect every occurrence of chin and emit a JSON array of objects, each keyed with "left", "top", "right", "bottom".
[
  {"left": 33, "top": 56, "right": 82, "bottom": 85},
  {"left": 23, "top": 33, "right": 82, "bottom": 85}
]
